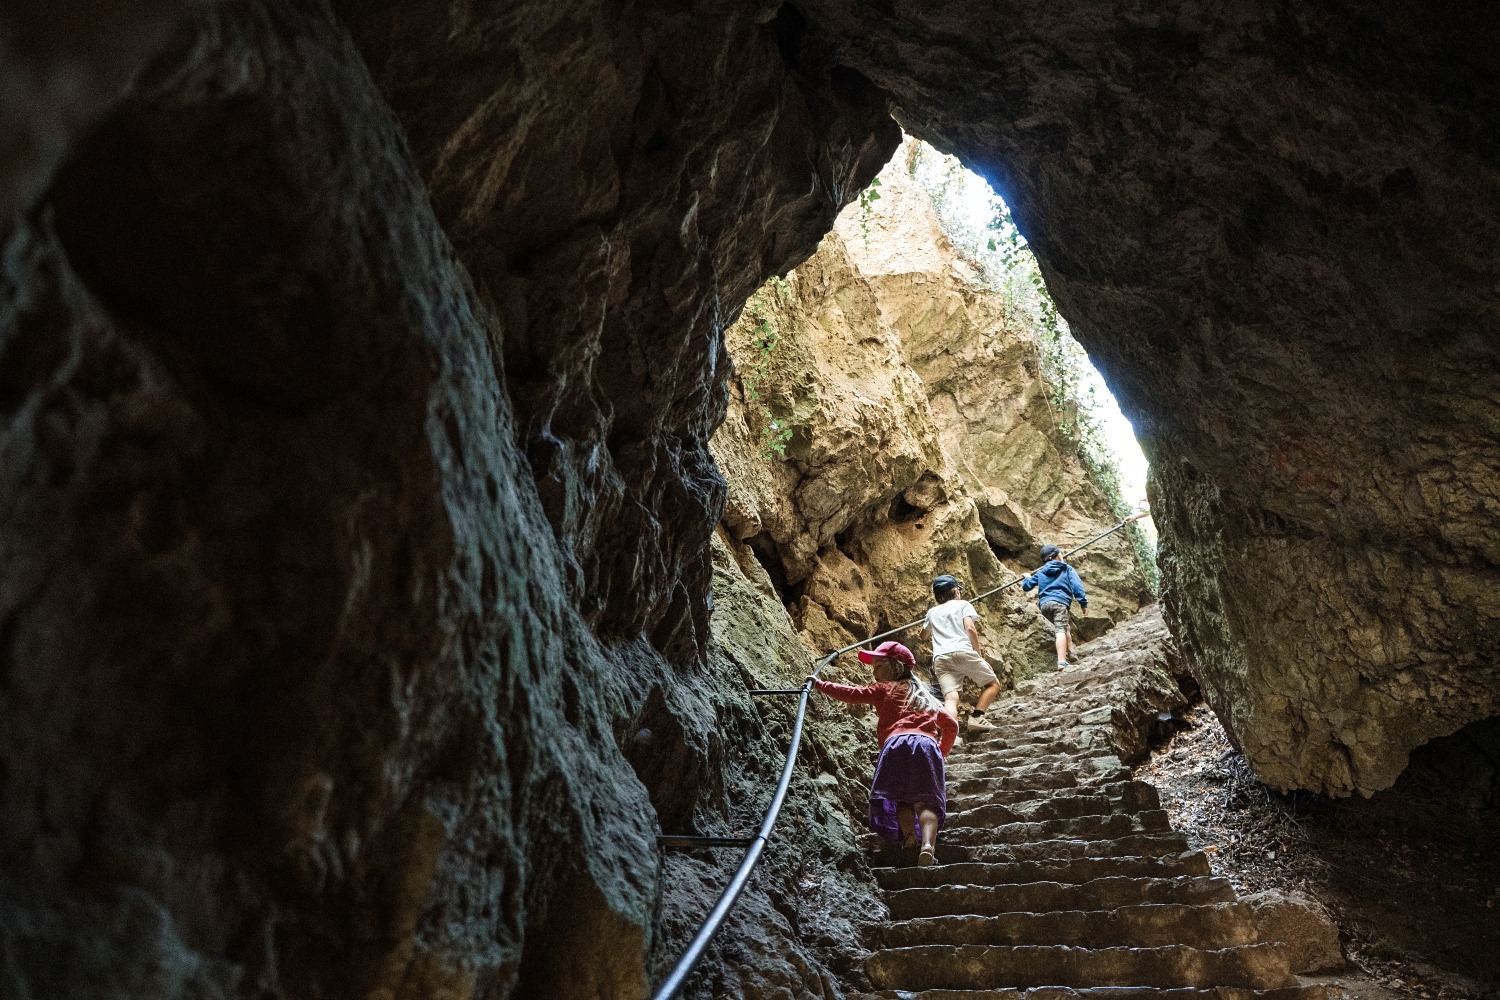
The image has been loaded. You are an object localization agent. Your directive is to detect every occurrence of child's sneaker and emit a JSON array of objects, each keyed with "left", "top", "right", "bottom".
[
  {"left": 966, "top": 710, "right": 998, "bottom": 732},
  {"left": 917, "top": 847, "right": 937, "bottom": 867}
]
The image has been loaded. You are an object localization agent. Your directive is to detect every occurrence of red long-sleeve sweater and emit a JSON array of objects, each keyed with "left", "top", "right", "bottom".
[{"left": 812, "top": 679, "right": 958, "bottom": 756}]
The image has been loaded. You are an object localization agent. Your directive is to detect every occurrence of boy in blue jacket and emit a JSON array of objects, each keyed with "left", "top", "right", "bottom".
[{"left": 1021, "top": 544, "right": 1087, "bottom": 668}]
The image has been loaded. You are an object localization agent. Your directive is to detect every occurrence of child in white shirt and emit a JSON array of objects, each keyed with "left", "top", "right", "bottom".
[{"left": 922, "top": 574, "right": 1001, "bottom": 732}]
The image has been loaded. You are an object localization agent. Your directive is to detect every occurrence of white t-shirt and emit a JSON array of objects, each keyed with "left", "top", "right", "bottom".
[{"left": 925, "top": 599, "right": 979, "bottom": 657}]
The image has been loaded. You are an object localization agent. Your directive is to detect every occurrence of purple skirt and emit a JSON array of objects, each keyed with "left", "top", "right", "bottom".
[{"left": 868, "top": 732, "right": 948, "bottom": 843}]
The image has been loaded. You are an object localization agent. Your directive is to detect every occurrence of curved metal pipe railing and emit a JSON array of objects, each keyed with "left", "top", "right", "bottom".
[{"left": 650, "top": 512, "right": 1151, "bottom": 1000}]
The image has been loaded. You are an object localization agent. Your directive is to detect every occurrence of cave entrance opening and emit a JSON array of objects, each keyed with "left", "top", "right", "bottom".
[
  {"left": 898, "top": 139, "right": 1151, "bottom": 529},
  {"left": 713, "top": 135, "right": 1161, "bottom": 644}
]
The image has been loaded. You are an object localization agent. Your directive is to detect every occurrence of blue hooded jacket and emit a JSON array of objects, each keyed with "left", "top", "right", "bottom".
[{"left": 1021, "top": 560, "right": 1087, "bottom": 610}]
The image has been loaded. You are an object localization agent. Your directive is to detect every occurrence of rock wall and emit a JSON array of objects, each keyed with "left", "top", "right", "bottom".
[
  {"left": 712, "top": 146, "right": 1150, "bottom": 686},
  {"left": 792, "top": 0, "right": 1500, "bottom": 796},
  {"left": 1, "top": 1, "right": 894, "bottom": 996}
]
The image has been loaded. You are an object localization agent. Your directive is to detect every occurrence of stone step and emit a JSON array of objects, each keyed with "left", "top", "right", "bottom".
[
  {"left": 884, "top": 876, "right": 1237, "bottom": 920},
  {"left": 872, "top": 852, "right": 1212, "bottom": 891},
  {"left": 954, "top": 773, "right": 1128, "bottom": 791},
  {"left": 959, "top": 727, "right": 1100, "bottom": 746},
  {"left": 958, "top": 727, "right": 1082, "bottom": 746},
  {"left": 922, "top": 832, "right": 1194, "bottom": 866},
  {"left": 945, "top": 795, "right": 1123, "bottom": 826},
  {"left": 852, "top": 985, "right": 1330, "bottom": 999},
  {"left": 946, "top": 762, "right": 1132, "bottom": 788},
  {"left": 948, "top": 770, "right": 1086, "bottom": 797},
  {"left": 945, "top": 786, "right": 1158, "bottom": 826},
  {"left": 879, "top": 902, "right": 1259, "bottom": 950},
  {"left": 973, "top": 709, "right": 1107, "bottom": 731},
  {"left": 946, "top": 780, "right": 1157, "bottom": 811},
  {"left": 941, "top": 810, "right": 1174, "bottom": 848},
  {"left": 954, "top": 749, "right": 1126, "bottom": 772},
  {"left": 956, "top": 743, "right": 1106, "bottom": 763},
  {"left": 949, "top": 751, "right": 1126, "bottom": 772},
  {"left": 864, "top": 942, "right": 1296, "bottom": 992}
]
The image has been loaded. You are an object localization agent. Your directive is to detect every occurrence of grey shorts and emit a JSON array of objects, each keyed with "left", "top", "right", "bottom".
[
  {"left": 1039, "top": 600, "right": 1071, "bottom": 634},
  {"left": 932, "top": 649, "right": 998, "bottom": 696}
]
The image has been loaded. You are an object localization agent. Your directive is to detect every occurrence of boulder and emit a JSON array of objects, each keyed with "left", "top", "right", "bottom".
[{"left": 1242, "top": 889, "right": 1346, "bottom": 974}]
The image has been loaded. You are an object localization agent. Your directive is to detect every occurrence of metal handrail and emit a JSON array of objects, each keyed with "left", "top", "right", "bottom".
[{"left": 650, "top": 512, "right": 1151, "bottom": 1000}]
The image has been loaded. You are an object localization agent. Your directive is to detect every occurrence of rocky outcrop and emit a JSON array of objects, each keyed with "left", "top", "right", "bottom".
[
  {"left": 785, "top": 0, "right": 1500, "bottom": 796},
  {"left": 713, "top": 148, "right": 1149, "bottom": 683}
]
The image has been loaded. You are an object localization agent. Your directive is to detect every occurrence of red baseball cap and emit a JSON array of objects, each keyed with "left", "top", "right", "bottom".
[{"left": 857, "top": 641, "right": 915, "bottom": 669}]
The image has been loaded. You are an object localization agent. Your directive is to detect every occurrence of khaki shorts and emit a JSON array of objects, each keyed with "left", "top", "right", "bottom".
[
  {"left": 933, "top": 648, "right": 998, "bottom": 696},
  {"left": 1039, "top": 600, "right": 1071, "bottom": 634}
]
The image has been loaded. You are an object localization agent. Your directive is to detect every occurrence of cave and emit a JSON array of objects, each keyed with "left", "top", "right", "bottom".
[{"left": 3, "top": 1, "right": 1498, "bottom": 998}]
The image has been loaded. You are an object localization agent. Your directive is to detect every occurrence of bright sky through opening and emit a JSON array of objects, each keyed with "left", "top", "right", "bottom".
[{"left": 944, "top": 160, "right": 1151, "bottom": 511}]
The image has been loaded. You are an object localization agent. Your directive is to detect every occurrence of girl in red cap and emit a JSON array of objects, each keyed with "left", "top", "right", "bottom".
[{"left": 808, "top": 640, "right": 958, "bottom": 866}]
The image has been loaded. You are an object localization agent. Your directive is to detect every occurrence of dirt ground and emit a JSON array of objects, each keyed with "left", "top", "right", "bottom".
[{"left": 1138, "top": 703, "right": 1500, "bottom": 1000}]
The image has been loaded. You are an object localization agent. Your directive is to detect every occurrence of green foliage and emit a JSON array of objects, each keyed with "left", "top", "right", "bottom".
[
  {"left": 909, "top": 143, "right": 1159, "bottom": 593},
  {"left": 856, "top": 176, "right": 883, "bottom": 247},
  {"left": 740, "top": 276, "right": 797, "bottom": 461}
]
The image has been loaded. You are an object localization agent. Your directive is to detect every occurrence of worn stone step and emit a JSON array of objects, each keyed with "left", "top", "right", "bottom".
[
  {"left": 953, "top": 832, "right": 1195, "bottom": 865},
  {"left": 942, "top": 810, "right": 1174, "bottom": 847},
  {"left": 864, "top": 942, "right": 1296, "bottom": 992},
  {"left": 950, "top": 748, "right": 1125, "bottom": 769},
  {"left": 959, "top": 728, "right": 1099, "bottom": 747},
  {"left": 945, "top": 787, "right": 1157, "bottom": 826},
  {"left": 960, "top": 745, "right": 1121, "bottom": 765},
  {"left": 955, "top": 749, "right": 1126, "bottom": 773},
  {"left": 946, "top": 795, "right": 1121, "bottom": 827},
  {"left": 946, "top": 762, "right": 1131, "bottom": 788},
  {"left": 967, "top": 717, "right": 1102, "bottom": 733},
  {"left": 852, "top": 984, "right": 1330, "bottom": 999},
  {"left": 958, "top": 727, "right": 1082, "bottom": 747},
  {"left": 942, "top": 767, "right": 1128, "bottom": 797},
  {"left": 879, "top": 902, "right": 1259, "bottom": 950},
  {"left": 872, "top": 852, "right": 1212, "bottom": 891},
  {"left": 948, "top": 770, "right": 1085, "bottom": 797},
  {"left": 885, "top": 876, "right": 1237, "bottom": 920},
  {"left": 947, "top": 780, "right": 1158, "bottom": 812},
  {"left": 956, "top": 743, "right": 1106, "bottom": 764}
]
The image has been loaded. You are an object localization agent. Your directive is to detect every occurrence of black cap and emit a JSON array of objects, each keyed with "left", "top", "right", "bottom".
[
  {"left": 932, "top": 574, "right": 960, "bottom": 596},
  {"left": 1040, "top": 544, "right": 1061, "bottom": 560}
]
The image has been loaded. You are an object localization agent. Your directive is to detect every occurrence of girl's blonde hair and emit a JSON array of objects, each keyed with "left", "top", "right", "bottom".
[{"left": 890, "top": 664, "right": 946, "bottom": 715}]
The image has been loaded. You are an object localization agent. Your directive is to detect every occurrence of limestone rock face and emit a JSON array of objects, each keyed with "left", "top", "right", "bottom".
[
  {"left": 713, "top": 152, "right": 1150, "bottom": 684},
  {"left": 792, "top": 0, "right": 1500, "bottom": 795}
]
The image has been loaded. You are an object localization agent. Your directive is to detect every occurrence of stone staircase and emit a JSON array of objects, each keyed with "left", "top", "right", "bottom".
[{"left": 851, "top": 611, "right": 1328, "bottom": 1000}]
